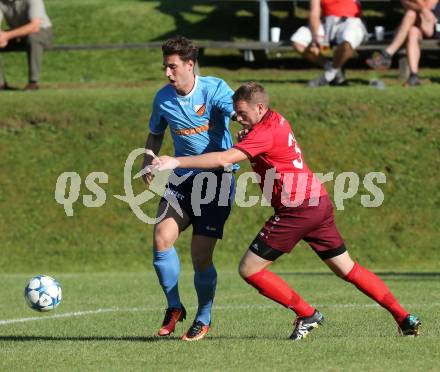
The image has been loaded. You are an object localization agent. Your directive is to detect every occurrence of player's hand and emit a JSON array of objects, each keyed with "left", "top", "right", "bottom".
[
  {"left": 138, "top": 161, "right": 154, "bottom": 185},
  {"left": 139, "top": 149, "right": 159, "bottom": 185},
  {"left": 152, "top": 155, "right": 180, "bottom": 171},
  {"left": 143, "top": 170, "right": 154, "bottom": 185},
  {"left": 237, "top": 129, "right": 249, "bottom": 142}
]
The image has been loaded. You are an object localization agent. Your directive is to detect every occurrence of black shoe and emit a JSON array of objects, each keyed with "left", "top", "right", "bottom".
[
  {"left": 181, "top": 320, "right": 210, "bottom": 341},
  {"left": 398, "top": 314, "right": 421, "bottom": 336},
  {"left": 290, "top": 310, "right": 324, "bottom": 341},
  {"left": 403, "top": 74, "right": 421, "bottom": 87}
]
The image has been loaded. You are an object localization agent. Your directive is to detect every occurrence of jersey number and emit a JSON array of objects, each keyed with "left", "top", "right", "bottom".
[{"left": 288, "top": 133, "right": 303, "bottom": 169}]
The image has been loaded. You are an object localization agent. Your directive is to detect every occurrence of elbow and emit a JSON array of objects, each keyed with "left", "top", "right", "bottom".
[{"left": 30, "top": 19, "right": 41, "bottom": 33}]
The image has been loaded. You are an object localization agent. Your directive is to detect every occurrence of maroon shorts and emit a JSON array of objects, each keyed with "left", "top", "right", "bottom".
[{"left": 254, "top": 195, "right": 345, "bottom": 260}]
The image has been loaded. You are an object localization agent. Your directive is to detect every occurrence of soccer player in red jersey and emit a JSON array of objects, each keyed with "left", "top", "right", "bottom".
[{"left": 151, "top": 82, "right": 421, "bottom": 340}]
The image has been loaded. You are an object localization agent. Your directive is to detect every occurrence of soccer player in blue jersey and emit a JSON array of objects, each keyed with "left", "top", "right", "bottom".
[{"left": 142, "top": 36, "right": 237, "bottom": 341}]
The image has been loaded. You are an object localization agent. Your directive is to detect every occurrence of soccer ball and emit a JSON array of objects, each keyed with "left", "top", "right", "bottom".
[{"left": 24, "top": 275, "right": 62, "bottom": 312}]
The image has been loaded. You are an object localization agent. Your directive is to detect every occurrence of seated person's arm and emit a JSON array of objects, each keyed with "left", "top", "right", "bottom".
[
  {"left": 309, "top": 0, "right": 322, "bottom": 46},
  {"left": 0, "top": 18, "right": 41, "bottom": 45}
]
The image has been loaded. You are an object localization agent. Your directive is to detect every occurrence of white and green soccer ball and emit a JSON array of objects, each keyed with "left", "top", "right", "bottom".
[{"left": 24, "top": 275, "right": 62, "bottom": 312}]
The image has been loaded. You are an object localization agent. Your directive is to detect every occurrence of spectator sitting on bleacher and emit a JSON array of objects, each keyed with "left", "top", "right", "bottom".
[
  {"left": 366, "top": 0, "right": 439, "bottom": 87},
  {"left": 0, "top": 0, "right": 53, "bottom": 91},
  {"left": 291, "top": 0, "right": 367, "bottom": 87}
]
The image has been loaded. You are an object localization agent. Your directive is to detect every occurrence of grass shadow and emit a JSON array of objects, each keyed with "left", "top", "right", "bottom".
[
  {"left": 0, "top": 334, "right": 296, "bottom": 342},
  {"left": 0, "top": 335, "right": 176, "bottom": 342}
]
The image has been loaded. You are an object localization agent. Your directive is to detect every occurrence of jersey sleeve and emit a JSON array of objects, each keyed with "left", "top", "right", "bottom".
[
  {"left": 233, "top": 125, "right": 273, "bottom": 158},
  {"left": 29, "top": 0, "right": 46, "bottom": 20},
  {"left": 148, "top": 94, "right": 168, "bottom": 134},
  {"left": 211, "top": 79, "right": 235, "bottom": 118}
]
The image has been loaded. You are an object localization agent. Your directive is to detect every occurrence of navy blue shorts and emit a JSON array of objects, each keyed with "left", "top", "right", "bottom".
[{"left": 160, "top": 171, "right": 235, "bottom": 239}]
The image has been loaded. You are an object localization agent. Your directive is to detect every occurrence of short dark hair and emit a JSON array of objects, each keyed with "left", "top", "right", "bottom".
[
  {"left": 232, "top": 82, "right": 269, "bottom": 107},
  {"left": 162, "top": 36, "right": 199, "bottom": 63}
]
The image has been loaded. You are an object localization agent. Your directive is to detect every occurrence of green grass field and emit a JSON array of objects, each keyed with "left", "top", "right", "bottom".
[{"left": 1, "top": 271, "right": 439, "bottom": 371}]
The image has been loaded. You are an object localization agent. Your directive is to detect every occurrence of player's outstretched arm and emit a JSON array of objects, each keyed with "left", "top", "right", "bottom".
[
  {"left": 155, "top": 148, "right": 248, "bottom": 171},
  {"left": 141, "top": 132, "right": 164, "bottom": 184}
]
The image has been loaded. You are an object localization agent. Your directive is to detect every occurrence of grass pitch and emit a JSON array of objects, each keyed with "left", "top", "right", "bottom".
[{"left": 0, "top": 271, "right": 439, "bottom": 371}]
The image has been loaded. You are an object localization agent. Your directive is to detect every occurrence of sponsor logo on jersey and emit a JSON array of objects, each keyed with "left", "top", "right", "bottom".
[
  {"left": 194, "top": 103, "right": 206, "bottom": 116},
  {"left": 173, "top": 122, "right": 213, "bottom": 136}
]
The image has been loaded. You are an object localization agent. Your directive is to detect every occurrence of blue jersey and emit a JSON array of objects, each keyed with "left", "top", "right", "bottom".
[{"left": 149, "top": 75, "right": 237, "bottom": 174}]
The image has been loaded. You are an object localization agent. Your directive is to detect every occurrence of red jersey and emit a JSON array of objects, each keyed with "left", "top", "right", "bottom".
[
  {"left": 320, "top": 0, "right": 362, "bottom": 18},
  {"left": 234, "top": 110, "right": 327, "bottom": 210}
]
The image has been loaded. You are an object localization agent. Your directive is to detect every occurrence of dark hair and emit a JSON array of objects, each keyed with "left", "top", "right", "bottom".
[
  {"left": 232, "top": 82, "right": 269, "bottom": 107},
  {"left": 162, "top": 36, "right": 199, "bottom": 63}
]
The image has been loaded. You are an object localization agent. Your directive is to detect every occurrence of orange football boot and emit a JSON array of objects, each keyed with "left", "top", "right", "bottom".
[
  {"left": 158, "top": 305, "right": 186, "bottom": 336},
  {"left": 181, "top": 320, "right": 210, "bottom": 341}
]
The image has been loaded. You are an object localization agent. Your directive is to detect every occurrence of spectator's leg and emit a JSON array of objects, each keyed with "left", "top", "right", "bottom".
[
  {"left": 386, "top": 10, "right": 418, "bottom": 56},
  {"left": 403, "top": 26, "right": 423, "bottom": 87},
  {"left": 407, "top": 26, "right": 422, "bottom": 74},
  {"left": 419, "top": 8, "right": 436, "bottom": 37},
  {"left": 26, "top": 28, "right": 53, "bottom": 84},
  {"left": 332, "top": 41, "right": 353, "bottom": 69},
  {"left": 322, "top": 41, "right": 352, "bottom": 83}
]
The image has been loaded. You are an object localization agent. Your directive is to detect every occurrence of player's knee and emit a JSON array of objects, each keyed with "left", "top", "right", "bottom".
[
  {"left": 153, "top": 231, "right": 174, "bottom": 250},
  {"left": 238, "top": 264, "right": 247, "bottom": 279},
  {"left": 238, "top": 259, "right": 253, "bottom": 279}
]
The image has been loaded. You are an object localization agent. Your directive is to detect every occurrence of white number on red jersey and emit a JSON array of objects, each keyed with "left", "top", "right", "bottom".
[{"left": 288, "top": 132, "right": 303, "bottom": 169}]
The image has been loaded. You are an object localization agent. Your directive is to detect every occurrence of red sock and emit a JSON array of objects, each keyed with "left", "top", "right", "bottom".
[
  {"left": 244, "top": 269, "right": 315, "bottom": 317},
  {"left": 344, "top": 262, "right": 409, "bottom": 325}
]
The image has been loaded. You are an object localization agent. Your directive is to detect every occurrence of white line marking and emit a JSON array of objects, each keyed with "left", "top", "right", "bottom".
[
  {"left": 0, "top": 308, "right": 147, "bottom": 326},
  {"left": 1, "top": 302, "right": 438, "bottom": 326}
]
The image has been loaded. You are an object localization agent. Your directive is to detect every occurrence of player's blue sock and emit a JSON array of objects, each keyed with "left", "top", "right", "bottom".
[
  {"left": 194, "top": 265, "right": 217, "bottom": 325},
  {"left": 153, "top": 247, "right": 181, "bottom": 309}
]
